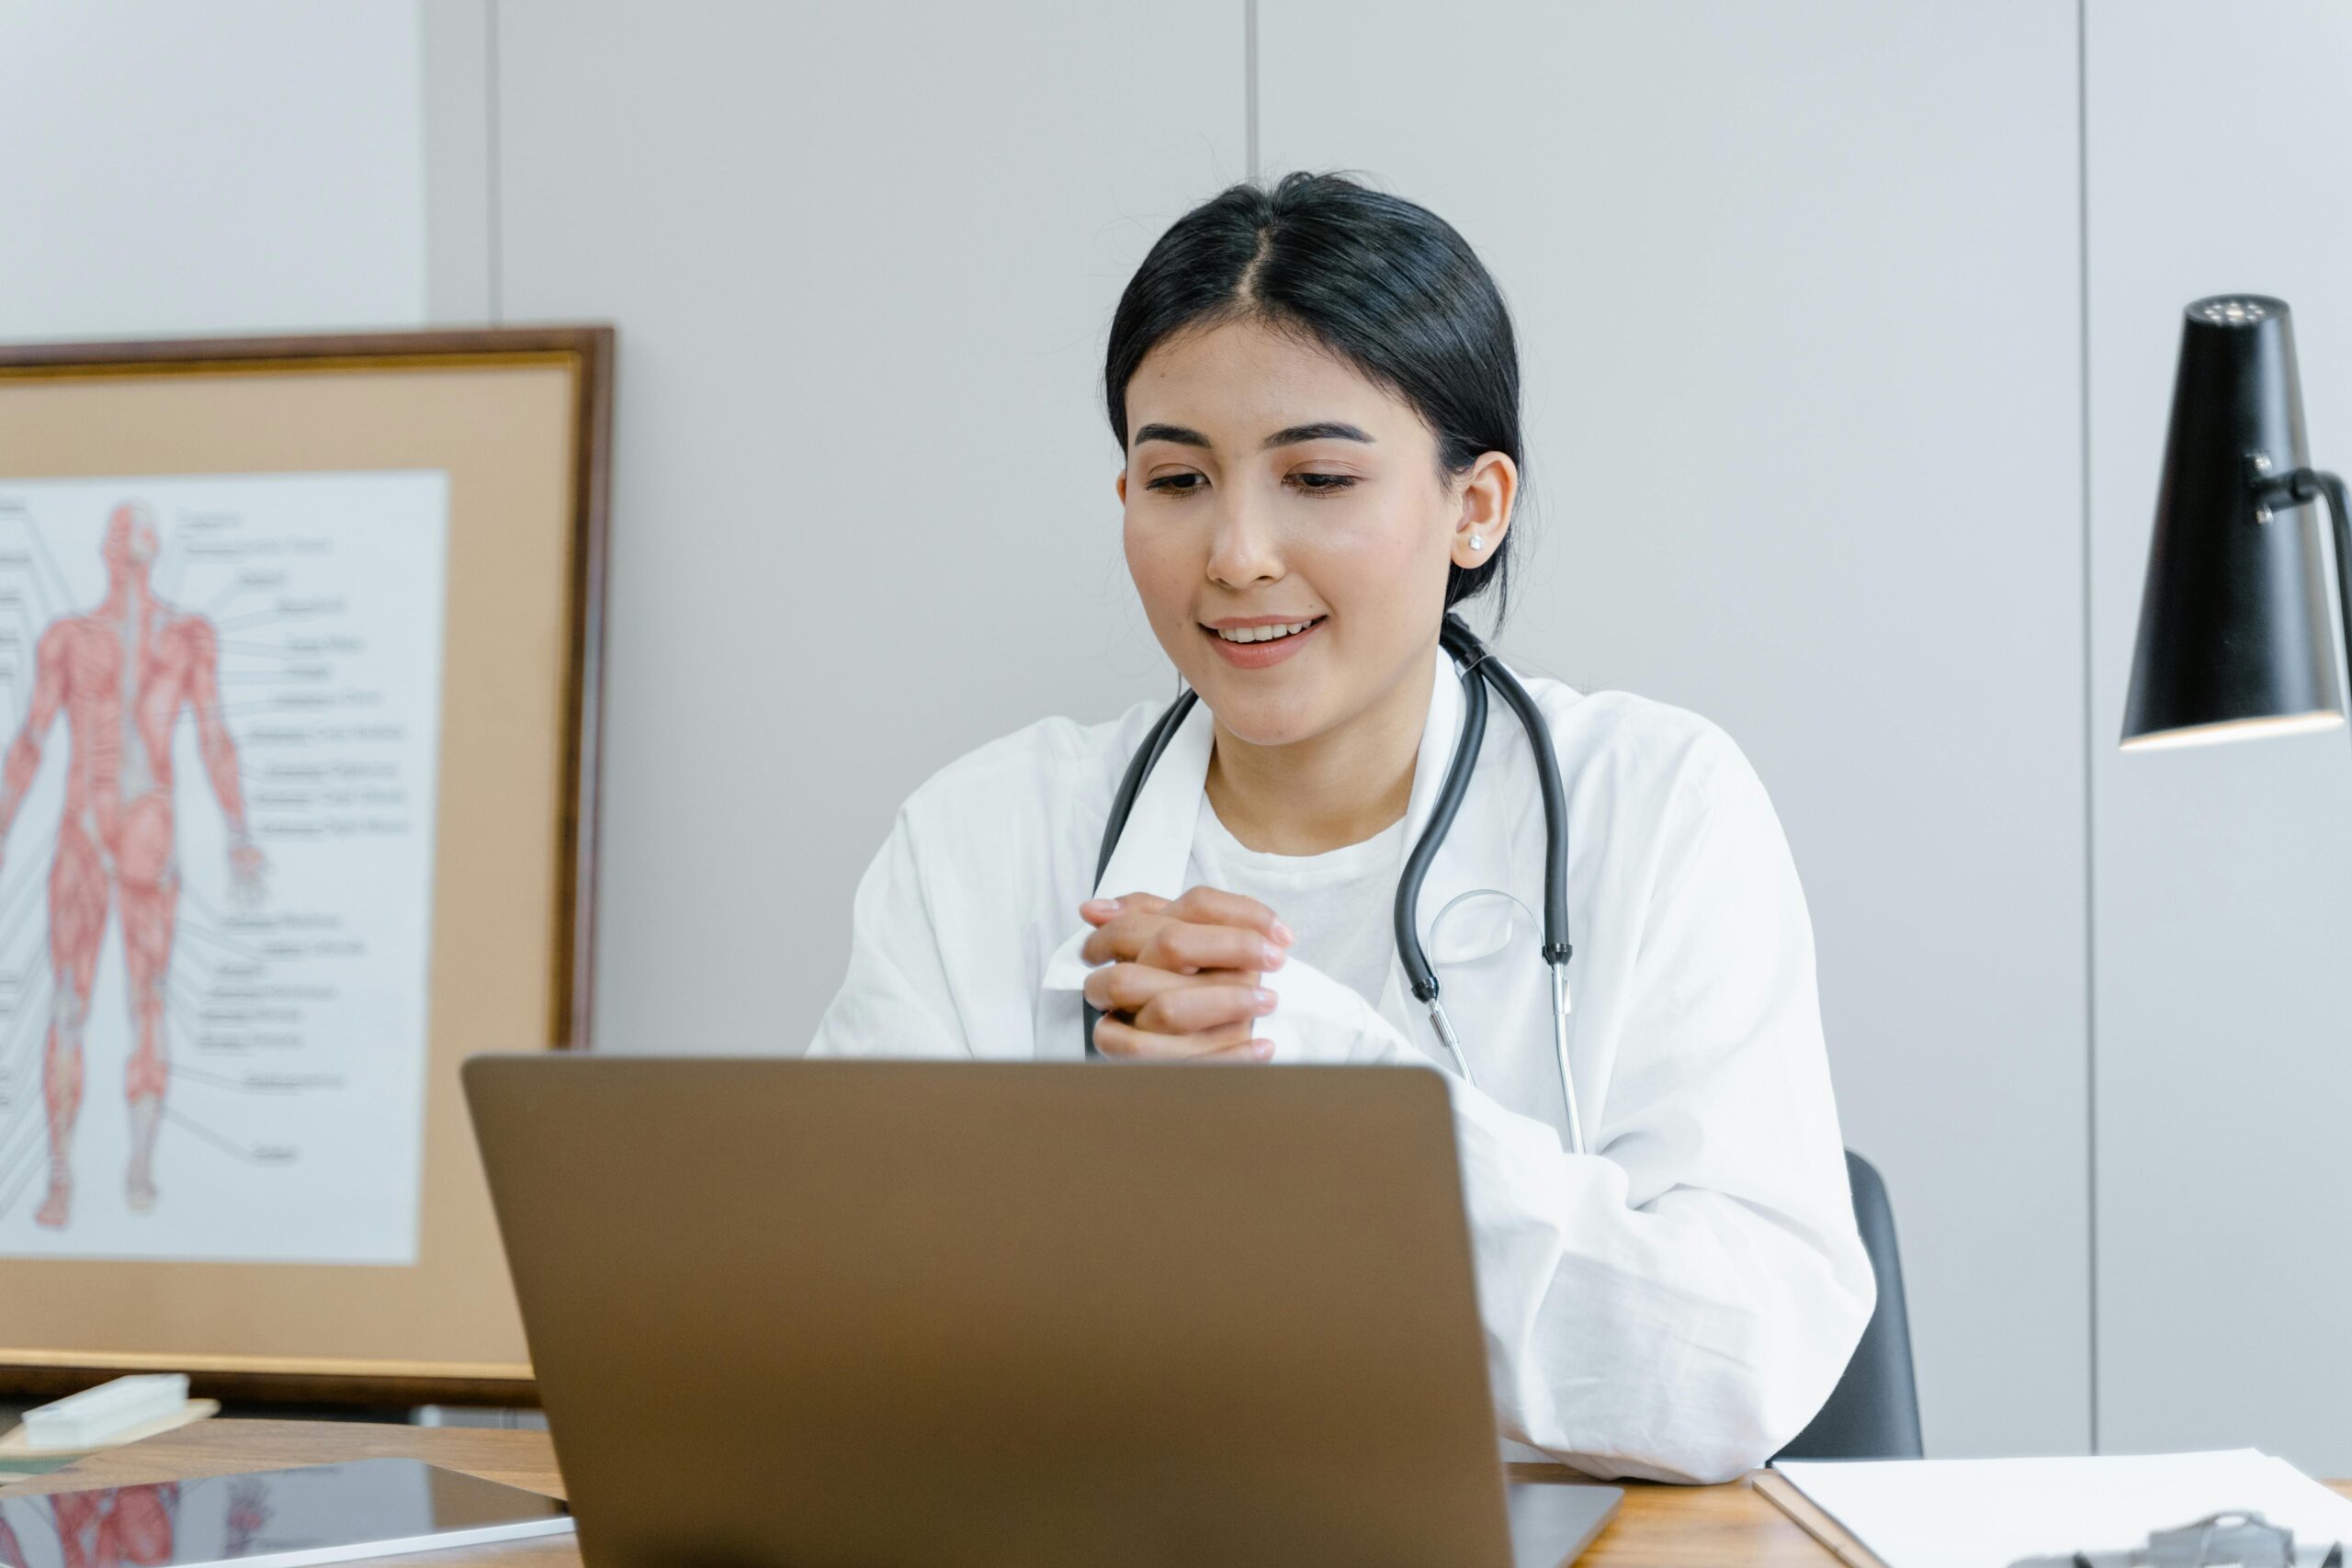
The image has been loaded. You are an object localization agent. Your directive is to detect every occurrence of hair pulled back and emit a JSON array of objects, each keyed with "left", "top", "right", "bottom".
[{"left": 1104, "top": 170, "right": 1528, "bottom": 624}]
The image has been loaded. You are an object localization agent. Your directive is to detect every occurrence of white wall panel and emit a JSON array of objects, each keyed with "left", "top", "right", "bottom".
[
  {"left": 0, "top": 1, "right": 426, "bottom": 340},
  {"left": 2086, "top": 0, "right": 2352, "bottom": 1476},
  {"left": 490, "top": 2, "right": 1246, "bottom": 1055},
  {"left": 1259, "top": 0, "right": 2090, "bottom": 1457}
]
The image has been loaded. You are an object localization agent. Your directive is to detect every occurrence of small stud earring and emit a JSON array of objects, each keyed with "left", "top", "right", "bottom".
[{"left": 1468, "top": 534, "right": 1486, "bottom": 552}]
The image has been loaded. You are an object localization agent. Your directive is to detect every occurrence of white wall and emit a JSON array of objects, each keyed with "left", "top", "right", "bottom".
[
  {"left": 2086, "top": 0, "right": 2352, "bottom": 1475},
  {"left": 485, "top": 0, "right": 1243, "bottom": 1055},
  {"left": 12, "top": 0, "right": 2352, "bottom": 1472},
  {"left": 1255, "top": 0, "right": 2091, "bottom": 1462},
  {"left": 0, "top": 1, "right": 426, "bottom": 340}
]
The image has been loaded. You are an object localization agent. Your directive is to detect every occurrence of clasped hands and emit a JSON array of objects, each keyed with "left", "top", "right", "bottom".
[{"left": 1079, "top": 886, "right": 1294, "bottom": 1063}]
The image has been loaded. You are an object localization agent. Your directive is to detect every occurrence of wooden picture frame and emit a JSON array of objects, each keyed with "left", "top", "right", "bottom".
[{"left": 0, "top": 328, "right": 612, "bottom": 1404}]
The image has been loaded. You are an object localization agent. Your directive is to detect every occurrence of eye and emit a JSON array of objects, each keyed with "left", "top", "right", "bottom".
[
  {"left": 1290, "top": 472, "right": 1357, "bottom": 494},
  {"left": 1145, "top": 473, "right": 1204, "bottom": 495}
]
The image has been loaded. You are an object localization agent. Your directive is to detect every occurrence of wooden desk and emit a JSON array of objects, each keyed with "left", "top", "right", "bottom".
[{"left": 13, "top": 1419, "right": 2352, "bottom": 1565}]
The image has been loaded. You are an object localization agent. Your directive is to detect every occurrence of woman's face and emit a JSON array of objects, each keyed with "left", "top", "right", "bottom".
[{"left": 1117, "top": 316, "right": 1516, "bottom": 749}]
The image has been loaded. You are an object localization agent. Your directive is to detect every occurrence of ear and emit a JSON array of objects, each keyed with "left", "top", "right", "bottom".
[{"left": 1449, "top": 451, "right": 1519, "bottom": 570}]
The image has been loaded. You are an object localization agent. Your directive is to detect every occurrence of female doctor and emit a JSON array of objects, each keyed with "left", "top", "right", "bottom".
[{"left": 806, "top": 171, "right": 1874, "bottom": 1485}]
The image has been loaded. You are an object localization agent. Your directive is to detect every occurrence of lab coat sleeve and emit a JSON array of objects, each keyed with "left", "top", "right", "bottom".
[
  {"left": 1318, "top": 725, "right": 1874, "bottom": 1484},
  {"left": 804, "top": 803, "right": 975, "bottom": 1060}
]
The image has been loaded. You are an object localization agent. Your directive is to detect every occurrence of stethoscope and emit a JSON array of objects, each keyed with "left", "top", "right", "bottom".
[{"left": 1082, "top": 611, "right": 1587, "bottom": 1156}]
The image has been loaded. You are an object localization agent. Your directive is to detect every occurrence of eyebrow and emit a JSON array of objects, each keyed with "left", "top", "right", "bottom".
[{"left": 1131, "top": 420, "right": 1375, "bottom": 451}]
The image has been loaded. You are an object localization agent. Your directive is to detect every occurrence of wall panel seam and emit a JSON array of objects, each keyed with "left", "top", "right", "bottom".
[
  {"left": 1244, "top": 0, "right": 1259, "bottom": 180},
  {"left": 2077, "top": 0, "right": 2101, "bottom": 1457},
  {"left": 486, "top": 0, "right": 504, "bottom": 325}
]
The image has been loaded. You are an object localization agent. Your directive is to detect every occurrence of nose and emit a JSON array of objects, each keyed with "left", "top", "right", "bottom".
[{"left": 1203, "top": 490, "right": 1283, "bottom": 591}]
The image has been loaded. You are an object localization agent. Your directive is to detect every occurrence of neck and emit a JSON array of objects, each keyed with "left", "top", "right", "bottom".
[{"left": 1204, "top": 638, "right": 1436, "bottom": 855}]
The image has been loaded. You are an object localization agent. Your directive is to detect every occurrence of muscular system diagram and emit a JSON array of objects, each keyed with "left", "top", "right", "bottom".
[
  {"left": 0, "top": 1473, "right": 281, "bottom": 1564},
  {"left": 0, "top": 1481, "right": 180, "bottom": 1568},
  {"left": 0, "top": 504, "right": 265, "bottom": 1227},
  {"left": 0, "top": 471, "right": 448, "bottom": 1265}
]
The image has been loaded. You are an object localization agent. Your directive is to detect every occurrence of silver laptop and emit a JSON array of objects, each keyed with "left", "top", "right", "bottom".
[{"left": 464, "top": 1056, "right": 1622, "bottom": 1567}]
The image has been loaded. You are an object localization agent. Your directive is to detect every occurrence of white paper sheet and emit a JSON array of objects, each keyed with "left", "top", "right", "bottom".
[
  {"left": 1775, "top": 1450, "right": 2352, "bottom": 1568},
  {"left": 0, "top": 472, "right": 447, "bottom": 1264}
]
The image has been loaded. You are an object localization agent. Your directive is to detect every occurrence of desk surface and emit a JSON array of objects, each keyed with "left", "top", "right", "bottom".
[{"left": 11, "top": 1418, "right": 2352, "bottom": 1566}]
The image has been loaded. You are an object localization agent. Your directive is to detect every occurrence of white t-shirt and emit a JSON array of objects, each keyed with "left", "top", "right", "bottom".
[{"left": 1182, "top": 793, "right": 1409, "bottom": 1013}]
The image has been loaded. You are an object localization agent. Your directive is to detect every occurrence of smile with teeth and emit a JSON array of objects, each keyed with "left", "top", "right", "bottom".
[{"left": 1211, "top": 617, "right": 1325, "bottom": 643}]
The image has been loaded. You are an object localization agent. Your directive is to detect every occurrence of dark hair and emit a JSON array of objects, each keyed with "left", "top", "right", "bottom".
[{"left": 1103, "top": 170, "right": 1528, "bottom": 625}]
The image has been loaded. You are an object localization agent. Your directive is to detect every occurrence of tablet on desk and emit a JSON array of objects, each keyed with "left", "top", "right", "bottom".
[{"left": 0, "top": 1456, "right": 572, "bottom": 1567}]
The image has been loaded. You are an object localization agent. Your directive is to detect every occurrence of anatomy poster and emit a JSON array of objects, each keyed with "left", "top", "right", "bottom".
[{"left": 0, "top": 472, "right": 448, "bottom": 1264}]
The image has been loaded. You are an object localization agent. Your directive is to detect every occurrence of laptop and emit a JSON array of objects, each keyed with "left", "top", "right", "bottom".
[{"left": 463, "top": 1056, "right": 1623, "bottom": 1567}]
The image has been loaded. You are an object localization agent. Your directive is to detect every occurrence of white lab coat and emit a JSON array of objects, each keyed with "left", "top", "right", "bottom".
[{"left": 806, "top": 641, "right": 1875, "bottom": 1484}]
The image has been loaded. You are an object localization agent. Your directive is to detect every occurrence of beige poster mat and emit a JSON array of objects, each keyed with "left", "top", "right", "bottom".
[{"left": 0, "top": 329, "right": 611, "bottom": 1403}]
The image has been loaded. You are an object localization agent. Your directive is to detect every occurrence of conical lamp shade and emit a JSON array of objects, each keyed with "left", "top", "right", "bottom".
[{"left": 2120, "top": 295, "right": 2346, "bottom": 750}]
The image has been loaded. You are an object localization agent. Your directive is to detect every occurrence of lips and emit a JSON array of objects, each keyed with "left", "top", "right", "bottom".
[{"left": 1202, "top": 615, "right": 1326, "bottom": 670}]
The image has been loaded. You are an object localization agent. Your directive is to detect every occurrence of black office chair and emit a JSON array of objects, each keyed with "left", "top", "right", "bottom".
[{"left": 1773, "top": 1149, "right": 1923, "bottom": 1461}]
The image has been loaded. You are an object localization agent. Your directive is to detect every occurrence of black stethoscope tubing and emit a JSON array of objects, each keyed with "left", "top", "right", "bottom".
[{"left": 1079, "top": 614, "right": 1586, "bottom": 1152}]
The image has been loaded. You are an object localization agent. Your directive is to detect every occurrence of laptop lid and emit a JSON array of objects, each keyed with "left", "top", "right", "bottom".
[{"left": 464, "top": 1056, "right": 1528, "bottom": 1567}]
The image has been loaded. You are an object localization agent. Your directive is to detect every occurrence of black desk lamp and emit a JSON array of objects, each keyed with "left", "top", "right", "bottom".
[{"left": 2123, "top": 296, "right": 2352, "bottom": 751}]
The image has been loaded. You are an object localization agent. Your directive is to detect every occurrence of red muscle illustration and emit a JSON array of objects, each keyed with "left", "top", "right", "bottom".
[
  {"left": 0, "top": 502, "right": 266, "bottom": 1228},
  {"left": 0, "top": 1481, "right": 178, "bottom": 1568},
  {"left": 47, "top": 1483, "right": 177, "bottom": 1568}
]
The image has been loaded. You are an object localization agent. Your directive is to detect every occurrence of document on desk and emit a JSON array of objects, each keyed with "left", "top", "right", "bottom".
[{"left": 1770, "top": 1450, "right": 2352, "bottom": 1568}]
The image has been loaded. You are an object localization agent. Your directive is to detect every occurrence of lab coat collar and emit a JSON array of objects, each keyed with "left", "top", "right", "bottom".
[{"left": 1042, "top": 637, "right": 1513, "bottom": 1009}]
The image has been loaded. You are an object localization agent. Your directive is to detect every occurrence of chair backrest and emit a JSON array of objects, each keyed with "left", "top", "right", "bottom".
[{"left": 1774, "top": 1149, "right": 1924, "bottom": 1461}]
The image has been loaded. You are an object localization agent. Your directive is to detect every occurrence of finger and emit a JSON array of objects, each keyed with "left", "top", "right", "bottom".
[
  {"left": 1183, "top": 1038, "right": 1275, "bottom": 1065},
  {"left": 1081, "top": 907, "right": 1261, "bottom": 968},
  {"left": 1083, "top": 961, "right": 1269, "bottom": 1021},
  {"left": 1141, "top": 920, "right": 1288, "bottom": 976},
  {"left": 1167, "top": 885, "right": 1295, "bottom": 947},
  {"left": 1129, "top": 982, "right": 1274, "bottom": 1037},
  {"left": 1080, "top": 908, "right": 1164, "bottom": 967},
  {"left": 1091, "top": 1014, "right": 1259, "bottom": 1061},
  {"left": 1080, "top": 890, "right": 1169, "bottom": 926},
  {"left": 1084, "top": 960, "right": 1188, "bottom": 1015}
]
